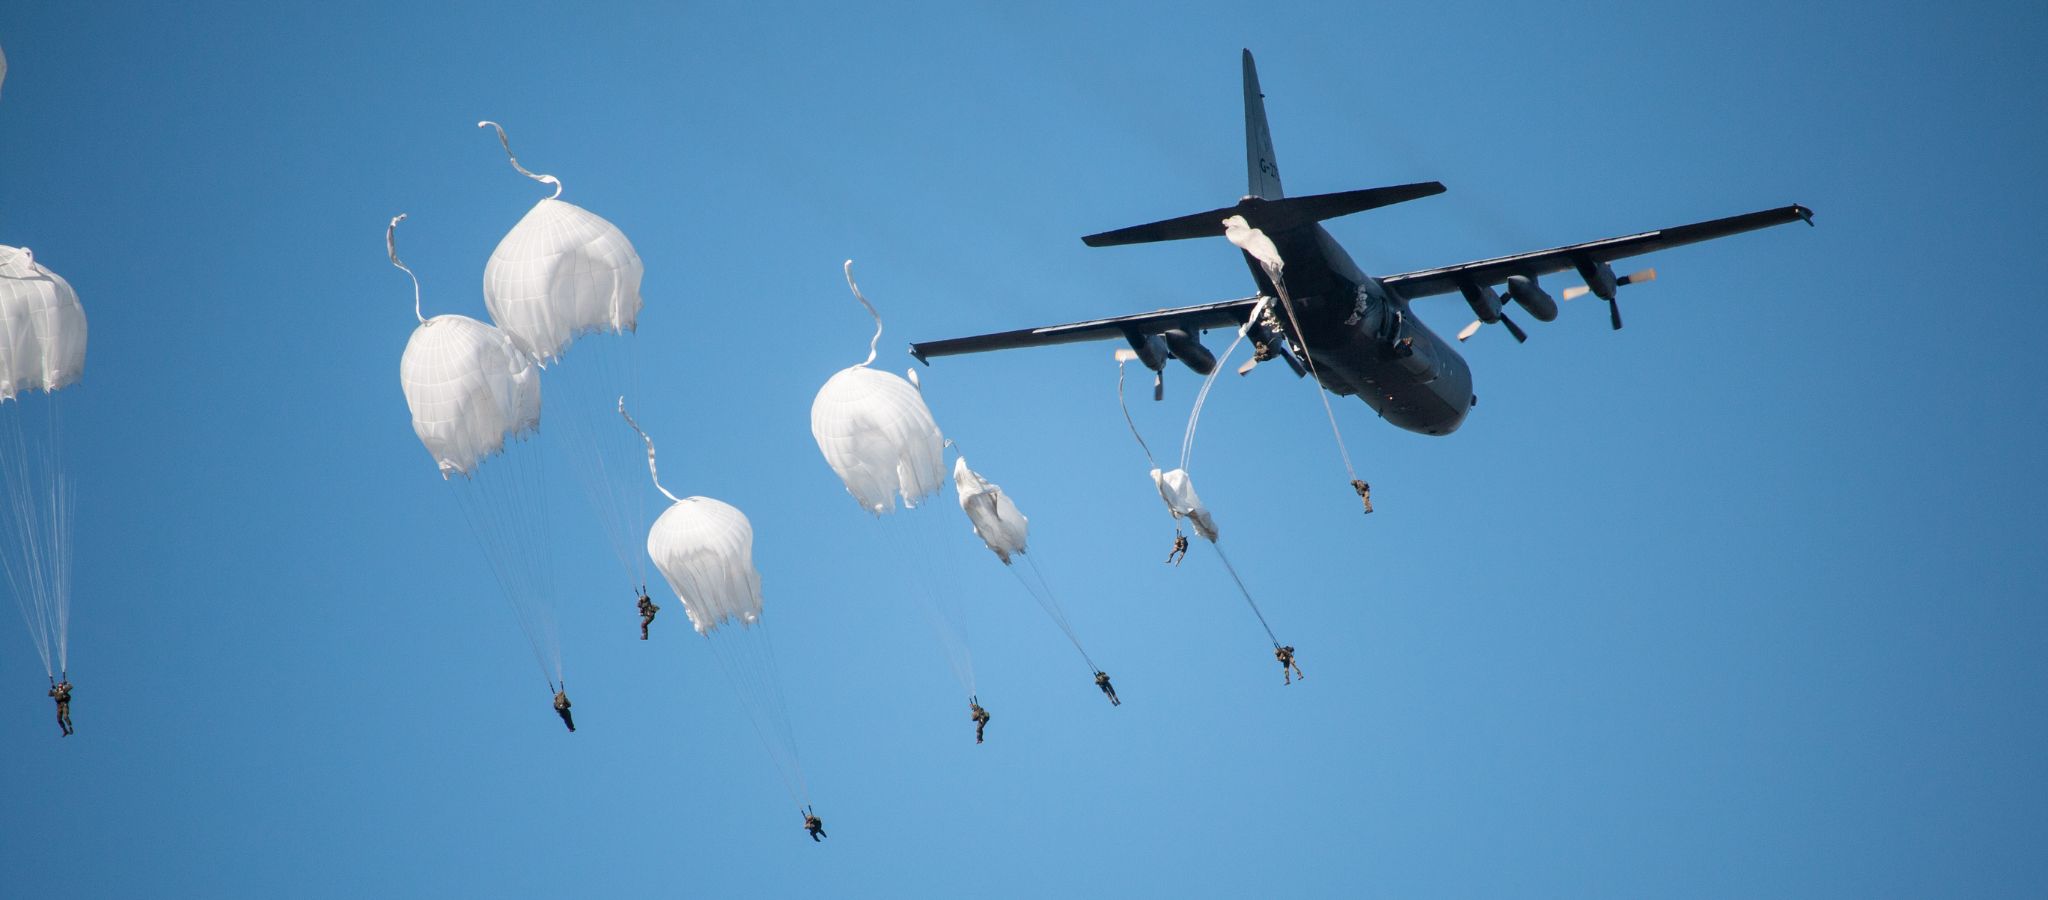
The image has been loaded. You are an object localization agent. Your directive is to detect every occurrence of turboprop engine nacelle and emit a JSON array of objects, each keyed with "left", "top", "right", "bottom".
[
  {"left": 1160, "top": 328, "right": 1217, "bottom": 374},
  {"left": 1123, "top": 331, "right": 1170, "bottom": 371},
  {"left": 1458, "top": 281, "right": 1503, "bottom": 324},
  {"left": 1505, "top": 275, "right": 1558, "bottom": 322}
]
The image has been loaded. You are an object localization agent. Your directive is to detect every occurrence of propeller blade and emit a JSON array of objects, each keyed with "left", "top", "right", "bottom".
[
  {"left": 1606, "top": 298, "right": 1623, "bottom": 330},
  {"left": 1456, "top": 319, "right": 1483, "bottom": 342},
  {"left": 1153, "top": 371, "right": 1164, "bottom": 401},
  {"left": 1562, "top": 285, "right": 1591, "bottom": 301},
  {"left": 1500, "top": 313, "right": 1528, "bottom": 343},
  {"left": 1618, "top": 267, "right": 1656, "bottom": 287},
  {"left": 1236, "top": 357, "right": 1260, "bottom": 376},
  {"left": 1114, "top": 348, "right": 1140, "bottom": 363}
]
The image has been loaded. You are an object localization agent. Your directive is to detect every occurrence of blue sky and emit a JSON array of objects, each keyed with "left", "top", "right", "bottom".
[{"left": 2, "top": 1, "right": 2045, "bottom": 897}]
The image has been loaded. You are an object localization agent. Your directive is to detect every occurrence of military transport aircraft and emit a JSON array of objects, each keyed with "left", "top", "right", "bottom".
[{"left": 909, "top": 50, "right": 1812, "bottom": 437}]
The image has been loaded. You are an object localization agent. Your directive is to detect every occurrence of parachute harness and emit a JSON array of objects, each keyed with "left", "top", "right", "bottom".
[
  {"left": 1117, "top": 352, "right": 1281, "bottom": 650},
  {"left": 478, "top": 121, "right": 563, "bottom": 200}
]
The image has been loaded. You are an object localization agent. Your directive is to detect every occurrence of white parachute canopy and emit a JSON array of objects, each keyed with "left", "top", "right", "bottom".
[
  {"left": 477, "top": 122, "right": 643, "bottom": 364},
  {"left": 954, "top": 456, "right": 1027, "bottom": 564},
  {"left": 1152, "top": 467, "right": 1218, "bottom": 542},
  {"left": 400, "top": 314, "right": 541, "bottom": 478},
  {"left": 813, "top": 366, "right": 946, "bottom": 515},
  {"left": 0, "top": 247, "right": 88, "bottom": 401},
  {"left": 647, "top": 497, "right": 764, "bottom": 635}
]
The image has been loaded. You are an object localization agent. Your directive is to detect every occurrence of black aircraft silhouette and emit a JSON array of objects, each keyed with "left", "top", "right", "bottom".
[{"left": 910, "top": 50, "right": 1812, "bottom": 436}]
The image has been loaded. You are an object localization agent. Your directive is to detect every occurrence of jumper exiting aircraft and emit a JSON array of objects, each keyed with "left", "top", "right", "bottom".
[{"left": 910, "top": 50, "right": 1813, "bottom": 437}]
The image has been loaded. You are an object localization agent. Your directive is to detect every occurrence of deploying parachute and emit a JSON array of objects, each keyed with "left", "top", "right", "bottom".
[
  {"left": 0, "top": 245, "right": 86, "bottom": 688},
  {"left": 811, "top": 262, "right": 976, "bottom": 699},
  {"left": 476, "top": 120, "right": 651, "bottom": 601},
  {"left": 622, "top": 399, "right": 811, "bottom": 813},
  {"left": 392, "top": 215, "right": 563, "bottom": 696},
  {"left": 1116, "top": 338, "right": 1288, "bottom": 656},
  {"left": 953, "top": 455, "right": 1102, "bottom": 678}
]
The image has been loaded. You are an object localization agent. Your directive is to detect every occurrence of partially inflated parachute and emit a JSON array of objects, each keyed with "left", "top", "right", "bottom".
[
  {"left": 0, "top": 245, "right": 86, "bottom": 684},
  {"left": 953, "top": 457, "right": 1026, "bottom": 564},
  {"left": 1150, "top": 467, "right": 1217, "bottom": 542},
  {"left": 954, "top": 455, "right": 1101, "bottom": 677}
]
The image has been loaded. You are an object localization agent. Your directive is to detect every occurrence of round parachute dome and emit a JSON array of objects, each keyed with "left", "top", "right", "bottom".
[
  {"left": 1152, "top": 467, "right": 1218, "bottom": 542},
  {"left": 647, "top": 497, "right": 764, "bottom": 635},
  {"left": 399, "top": 314, "right": 541, "bottom": 477},
  {"left": 954, "top": 456, "right": 1028, "bottom": 564},
  {"left": 811, "top": 366, "right": 945, "bottom": 515},
  {"left": 0, "top": 247, "right": 88, "bottom": 401},
  {"left": 482, "top": 198, "right": 644, "bottom": 364}
]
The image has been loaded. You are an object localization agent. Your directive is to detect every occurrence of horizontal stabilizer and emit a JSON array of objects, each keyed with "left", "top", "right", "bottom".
[{"left": 1082, "top": 182, "right": 1445, "bottom": 248}]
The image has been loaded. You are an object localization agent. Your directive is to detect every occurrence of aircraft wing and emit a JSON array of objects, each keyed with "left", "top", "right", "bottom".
[
  {"left": 1381, "top": 204, "right": 1813, "bottom": 299},
  {"left": 909, "top": 296, "right": 1262, "bottom": 363}
]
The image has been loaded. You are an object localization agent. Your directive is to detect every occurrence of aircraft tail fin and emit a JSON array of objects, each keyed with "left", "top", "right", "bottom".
[
  {"left": 1244, "top": 49, "right": 1283, "bottom": 201},
  {"left": 1081, "top": 183, "right": 1446, "bottom": 248}
]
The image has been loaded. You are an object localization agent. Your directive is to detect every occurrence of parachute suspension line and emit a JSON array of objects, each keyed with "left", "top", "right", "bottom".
[
  {"left": 386, "top": 214, "right": 425, "bottom": 324},
  {"left": 1178, "top": 324, "right": 1255, "bottom": 473},
  {"left": 1114, "top": 356, "right": 1159, "bottom": 469},
  {"left": 618, "top": 398, "right": 682, "bottom": 504},
  {"left": 1015, "top": 553, "right": 1097, "bottom": 674},
  {"left": 550, "top": 338, "right": 647, "bottom": 588},
  {"left": 752, "top": 621, "right": 811, "bottom": 803},
  {"left": 1209, "top": 540, "right": 1280, "bottom": 648},
  {"left": 842, "top": 260, "right": 882, "bottom": 368},
  {"left": 881, "top": 512, "right": 976, "bottom": 697},
  {"left": 0, "top": 398, "right": 66, "bottom": 678},
  {"left": 47, "top": 396, "right": 71, "bottom": 676},
  {"left": 704, "top": 626, "right": 810, "bottom": 807},
  {"left": 476, "top": 121, "right": 564, "bottom": 199},
  {"left": 448, "top": 436, "right": 561, "bottom": 690},
  {"left": 1265, "top": 263, "right": 1360, "bottom": 484}
]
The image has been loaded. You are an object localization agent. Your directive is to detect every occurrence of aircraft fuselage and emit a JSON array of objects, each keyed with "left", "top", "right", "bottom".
[{"left": 1242, "top": 214, "right": 1473, "bottom": 436}]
